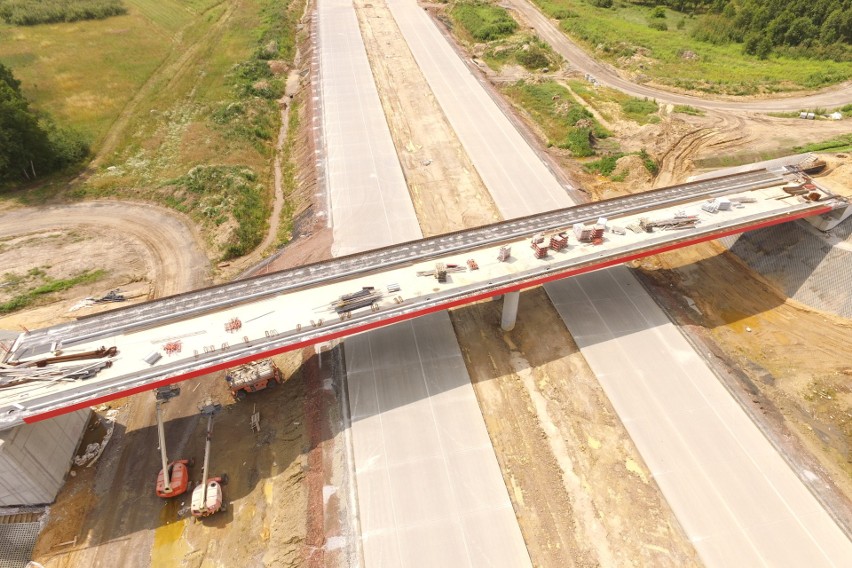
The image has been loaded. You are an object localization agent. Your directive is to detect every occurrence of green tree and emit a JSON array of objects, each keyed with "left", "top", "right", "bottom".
[
  {"left": 821, "top": 8, "right": 852, "bottom": 43},
  {"left": 785, "top": 16, "right": 818, "bottom": 45},
  {"left": 0, "top": 63, "right": 89, "bottom": 184}
]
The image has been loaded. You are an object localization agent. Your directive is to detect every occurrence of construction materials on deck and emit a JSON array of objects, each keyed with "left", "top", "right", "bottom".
[
  {"left": 16, "top": 346, "right": 118, "bottom": 369},
  {"left": 638, "top": 215, "right": 700, "bottom": 232},
  {"left": 331, "top": 287, "right": 383, "bottom": 313},
  {"left": 497, "top": 245, "right": 511, "bottom": 262},
  {"left": 530, "top": 234, "right": 548, "bottom": 258},
  {"left": 549, "top": 232, "right": 568, "bottom": 251}
]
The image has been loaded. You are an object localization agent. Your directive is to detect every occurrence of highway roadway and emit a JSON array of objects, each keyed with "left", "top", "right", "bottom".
[
  {"left": 317, "top": 0, "right": 420, "bottom": 255},
  {"left": 504, "top": 0, "right": 852, "bottom": 112},
  {"left": 387, "top": 0, "right": 572, "bottom": 215},
  {"left": 318, "top": 0, "right": 531, "bottom": 565},
  {"left": 387, "top": 1, "right": 852, "bottom": 565},
  {"left": 547, "top": 267, "right": 852, "bottom": 566}
]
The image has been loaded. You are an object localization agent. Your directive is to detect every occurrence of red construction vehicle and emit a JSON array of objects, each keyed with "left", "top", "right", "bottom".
[
  {"left": 225, "top": 359, "right": 282, "bottom": 401},
  {"left": 154, "top": 386, "right": 192, "bottom": 498},
  {"left": 191, "top": 400, "right": 228, "bottom": 519}
]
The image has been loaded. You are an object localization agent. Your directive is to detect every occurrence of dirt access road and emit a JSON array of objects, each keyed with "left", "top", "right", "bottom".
[
  {"left": 504, "top": 0, "right": 852, "bottom": 111},
  {"left": 0, "top": 201, "right": 211, "bottom": 330}
]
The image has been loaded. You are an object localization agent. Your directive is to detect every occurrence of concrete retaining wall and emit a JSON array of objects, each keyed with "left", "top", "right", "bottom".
[{"left": 0, "top": 410, "right": 90, "bottom": 506}]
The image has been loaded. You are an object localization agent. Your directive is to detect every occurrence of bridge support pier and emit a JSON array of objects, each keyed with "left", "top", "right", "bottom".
[{"left": 501, "top": 291, "right": 520, "bottom": 332}]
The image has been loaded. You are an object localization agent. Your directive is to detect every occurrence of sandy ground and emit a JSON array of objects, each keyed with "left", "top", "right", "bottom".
[
  {"left": 354, "top": 0, "right": 500, "bottom": 236},
  {"left": 0, "top": 201, "right": 211, "bottom": 330},
  {"left": 451, "top": 291, "right": 700, "bottom": 566}
]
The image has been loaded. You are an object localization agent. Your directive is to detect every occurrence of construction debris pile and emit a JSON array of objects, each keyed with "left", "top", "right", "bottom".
[
  {"left": 73, "top": 411, "right": 116, "bottom": 467},
  {"left": 0, "top": 346, "right": 118, "bottom": 388}
]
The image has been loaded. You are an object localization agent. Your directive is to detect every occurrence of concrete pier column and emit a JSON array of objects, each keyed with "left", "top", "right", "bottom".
[{"left": 501, "top": 291, "right": 520, "bottom": 332}]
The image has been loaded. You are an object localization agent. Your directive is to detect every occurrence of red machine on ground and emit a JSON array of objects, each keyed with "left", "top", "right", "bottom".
[
  {"left": 154, "top": 385, "right": 192, "bottom": 498},
  {"left": 225, "top": 359, "right": 282, "bottom": 401},
  {"left": 190, "top": 400, "right": 228, "bottom": 519}
]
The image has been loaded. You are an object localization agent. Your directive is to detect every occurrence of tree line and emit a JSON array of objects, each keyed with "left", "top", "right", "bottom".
[
  {"left": 0, "top": 63, "right": 89, "bottom": 186},
  {"left": 631, "top": 0, "right": 852, "bottom": 59}
]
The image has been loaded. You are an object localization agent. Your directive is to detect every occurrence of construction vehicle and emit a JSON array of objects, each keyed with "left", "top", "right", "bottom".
[
  {"left": 191, "top": 400, "right": 227, "bottom": 519},
  {"left": 154, "top": 385, "right": 192, "bottom": 498},
  {"left": 225, "top": 359, "right": 282, "bottom": 401}
]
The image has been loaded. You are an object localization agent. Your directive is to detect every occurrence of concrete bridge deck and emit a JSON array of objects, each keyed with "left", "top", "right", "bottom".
[{"left": 1, "top": 170, "right": 844, "bottom": 428}]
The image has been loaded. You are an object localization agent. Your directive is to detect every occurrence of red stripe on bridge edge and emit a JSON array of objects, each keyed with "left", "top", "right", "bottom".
[{"left": 23, "top": 206, "right": 832, "bottom": 424}]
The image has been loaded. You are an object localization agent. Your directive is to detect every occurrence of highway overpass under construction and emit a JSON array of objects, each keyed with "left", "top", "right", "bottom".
[{"left": 1, "top": 168, "right": 847, "bottom": 428}]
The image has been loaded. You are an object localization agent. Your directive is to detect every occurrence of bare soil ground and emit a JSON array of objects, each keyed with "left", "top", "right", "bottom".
[
  {"left": 30, "top": 350, "right": 309, "bottom": 568},
  {"left": 354, "top": 0, "right": 500, "bottom": 236},
  {"left": 0, "top": 201, "right": 210, "bottom": 330}
]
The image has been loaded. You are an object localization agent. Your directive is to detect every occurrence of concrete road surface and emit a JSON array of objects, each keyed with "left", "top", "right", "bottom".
[
  {"left": 317, "top": 0, "right": 421, "bottom": 255},
  {"left": 384, "top": 1, "right": 852, "bottom": 564},
  {"left": 387, "top": 0, "right": 573, "bottom": 216},
  {"left": 346, "top": 314, "right": 531, "bottom": 567},
  {"left": 545, "top": 266, "right": 852, "bottom": 567},
  {"left": 317, "top": 0, "right": 532, "bottom": 565},
  {"left": 505, "top": 0, "right": 852, "bottom": 112}
]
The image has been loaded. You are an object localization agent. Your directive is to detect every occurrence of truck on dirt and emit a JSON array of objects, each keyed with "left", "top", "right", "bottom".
[{"left": 224, "top": 359, "right": 282, "bottom": 401}]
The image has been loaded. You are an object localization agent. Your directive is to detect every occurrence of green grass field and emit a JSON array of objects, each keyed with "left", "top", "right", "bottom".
[
  {"left": 567, "top": 79, "right": 659, "bottom": 124},
  {"left": 503, "top": 80, "right": 610, "bottom": 156},
  {"left": 0, "top": 2, "right": 178, "bottom": 145},
  {"left": 1, "top": 0, "right": 305, "bottom": 260},
  {"left": 532, "top": 0, "right": 852, "bottom": 95}
]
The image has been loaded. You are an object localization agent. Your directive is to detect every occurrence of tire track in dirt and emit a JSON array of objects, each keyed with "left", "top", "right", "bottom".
[
  {"left": 0, "top": 201, "right": 210, "bottom": 297},
  {"left": 654, "top": 112, "right": 747, "bottom": 187}
]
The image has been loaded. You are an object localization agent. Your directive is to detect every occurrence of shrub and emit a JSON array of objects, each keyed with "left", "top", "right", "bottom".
[
  {"left": 648, "top": 20, "right": 668, "bottom": 31},
  {"left": 690, "top": 14, "right": 737, "bottom": 44},
  {"left": 621, "top": 97, "right": 658, "bottom": 121},
  {"left": 564, "top": 128, "right": 594, "bottom": 157},
  {"left": 673, "top": 104, "right": 704, "bottom": 116},
  {"left": 639, "top": 149, "right": 657, "bottom": 175},
  {"left": 651, "top": 6, "right": 666, "bottom": 19},
  {"left": 516, "top": 45, "right": 551, "bottom": 70},
  {"left": 0, "top": 0, "right": 126, "bottom": 25},
  {"left": 451, "top": 2, "right": 518, "bottom": 42},
  {"left": 552, "top": 8, "right": 577, "bottom": 19},
  {"left": 169, "top": 165, "right": 268, "bottom": 260},
  {"left": 584, "top": 153, "right": 623, "bottom": 176}
]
